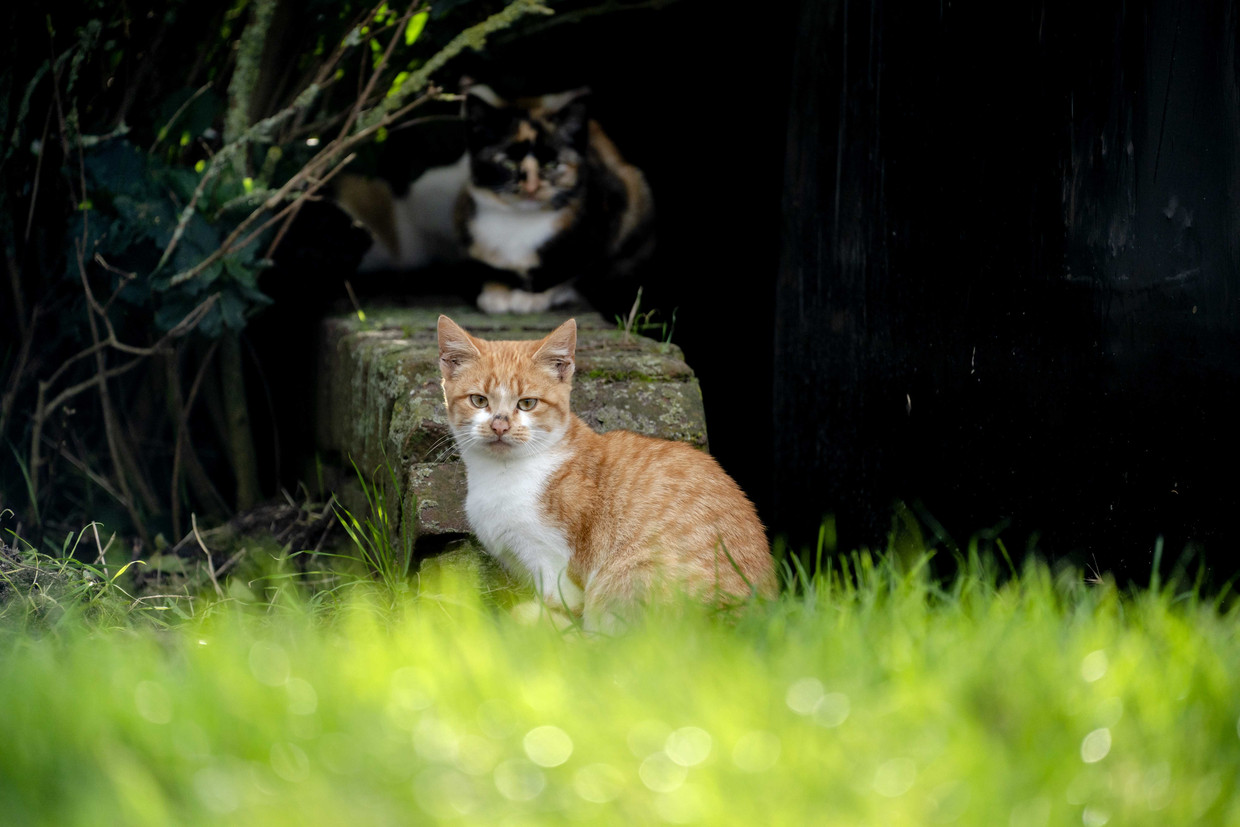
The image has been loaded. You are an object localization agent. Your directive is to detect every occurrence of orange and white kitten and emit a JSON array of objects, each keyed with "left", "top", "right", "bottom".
[{"left": 437, "top": 315, "right": 776, "bottom": 630}]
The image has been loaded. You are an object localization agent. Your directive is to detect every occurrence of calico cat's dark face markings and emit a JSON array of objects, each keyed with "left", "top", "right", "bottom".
[{"left": 465, "top": 88, "right": 590, "bottom": 208}]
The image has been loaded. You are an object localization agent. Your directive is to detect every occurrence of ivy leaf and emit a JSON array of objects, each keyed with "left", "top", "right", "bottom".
[
  {"left": 114, "top": 194, "right": 177, "bottom": 248},
  {"left": 235, "top": 282, "right": 273, "bottom": 307},
  {"left": 222, "top": 252, "right": 259, "bottom": 289},
  {"left": 196, "top": 259, "right": 226, "bottom": 290},
  {"left": 116, "top": 274, "right": 151, "bottom": 308},
  {"left": 170, "top": 214, "right": 222, "bottom": 273},
  {"left": 196, "top": 301, "right": 223, "bottom": 338},
  {"left": 155, "top": 295, "right": 207, "bottom": 333},
  {"left": 82, "top": 141, "right": 148, "bottom": 200},
  {"left": 159, "top": 167, "right": 202, "bottom": 204},
  {"left": 219, "top": 291, "right": 247, "bottom": 331}
]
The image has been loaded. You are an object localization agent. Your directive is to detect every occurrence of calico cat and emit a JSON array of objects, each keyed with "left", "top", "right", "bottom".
[
  {"left": 437, "top": 315, "right": 776, "bottom": 631},
  {"left": 340, "top": 85, "right": 654, "bottom": 314}
]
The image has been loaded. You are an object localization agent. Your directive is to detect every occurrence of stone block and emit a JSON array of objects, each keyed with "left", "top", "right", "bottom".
[{"left": 315, "top": 300, "right": 709, "bottom": 540}]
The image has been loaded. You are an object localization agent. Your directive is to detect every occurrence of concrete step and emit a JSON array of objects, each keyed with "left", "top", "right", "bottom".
[{"left": 315, "top": 300, "right": 708, "bottom": 541}]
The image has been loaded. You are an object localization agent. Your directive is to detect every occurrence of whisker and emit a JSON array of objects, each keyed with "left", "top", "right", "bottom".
[{"left": 426, "top": 433, "right": 463, "bottom": 462}]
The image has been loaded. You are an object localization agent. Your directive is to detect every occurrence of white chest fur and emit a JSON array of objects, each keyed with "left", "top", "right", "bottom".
[
  {"left": 460, "top": 448, "right": 580, "bottom": 607},
  {"left": 467, "top": 191, "right": 568, "bottom": 275}
]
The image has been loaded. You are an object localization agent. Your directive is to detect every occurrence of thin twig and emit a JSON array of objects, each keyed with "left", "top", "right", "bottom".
[
  {"left": 226, "top": 149, "right": 358, "bottom": 260},
  {"left": 284, "top": 3, "right": 383, "bottom": 140},
  {"left": 192, "top": 512, "right": 225, "bottom": 598},
  {"left": 152, "top": 157, "right": 220, "bottom": 273},
  {"left": 23, "top": 102, "right": 55, "bottom": 250},
  {"left": 0, "top": 303, "right": 39, "bottom": 444},
  {"left": 170, "top": 339, "right": 221, "bottom": 538},
  {"left": 338, "top": 2, "right": 423, "bottom": 141},
  {"left": 495, "top": 0, "right": 678, "bottom": 42},
  {"left": 46, "top": 36, "right": 73, "bottom": 169},
  {"left": 29, "top": 293, "right": 218, "bottom": 500},
  {"left": 90, "top": 521, "right": 114, "bottom": 580},
  {"left": 53, "top": 442, "right": 126, "bottom": 506},
  {"left": 214, "top": 548, "right": 246, "bottom": 578},
  {"left": 263, "top": 197, "right": 307, "bottom": 259},
  {"left": 37, "top": 295, "right": 217, "bottom": 417},
  {"left": 344, "top": 280, "right": 366, "bottom": 321},
  {"left": 111, "top": 14, "right": 170, "bottom": 131},
  {"left": 149, "top": 83, "right": 213, "bottom": 153},
  {"left": 75, "top": 237, "right": 148, "bottom": 548}
]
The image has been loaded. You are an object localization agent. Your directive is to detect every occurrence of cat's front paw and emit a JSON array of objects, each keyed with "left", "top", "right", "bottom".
[
  {"left": 476, "top": 282, "right": 581, "bottom": 314},
  {"left": 506, "top": 289, "right": 551, "bottom": 314},
  {"left": 476, "top": 282, "right": 514, "bottom": 314},
  {"left": 476, "top": 284, "right": 547, "bottom": 314}
]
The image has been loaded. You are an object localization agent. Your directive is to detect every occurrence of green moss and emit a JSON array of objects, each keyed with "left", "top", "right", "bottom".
[{"left": 583, "top": 369, "right": 659, "bottom": 383}]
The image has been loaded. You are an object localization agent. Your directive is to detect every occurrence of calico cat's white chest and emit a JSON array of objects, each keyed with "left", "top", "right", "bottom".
[
  {"left": 466, "top": 193, "right": 570, "bottom": 275},
  {"left": 461, "top": 449, "right": 578, "bottom": 604}
]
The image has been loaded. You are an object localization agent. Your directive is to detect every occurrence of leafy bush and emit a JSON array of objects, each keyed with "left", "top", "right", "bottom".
[{"left": 0, "top": 0, "right": 558, "bottom": 550}]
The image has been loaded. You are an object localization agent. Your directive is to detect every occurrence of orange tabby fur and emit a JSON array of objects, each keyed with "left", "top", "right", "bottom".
[{"left": 438, "top": 315, "right": 776, "bottom": 629}]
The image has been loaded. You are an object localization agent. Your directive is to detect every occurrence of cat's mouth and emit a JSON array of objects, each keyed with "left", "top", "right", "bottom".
[
  {"left": 485, "top": 435, "right": 516, "bottom": 451},
  {"left": 507, "top": 191, "right": 549, "bottom": 208}
]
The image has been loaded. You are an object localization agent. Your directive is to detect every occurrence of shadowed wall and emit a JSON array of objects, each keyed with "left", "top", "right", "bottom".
[{"left": 774, "top": 0, "right": 1240, "bottom": 577}]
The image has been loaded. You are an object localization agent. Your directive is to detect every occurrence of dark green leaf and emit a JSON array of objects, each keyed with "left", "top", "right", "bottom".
[
  {"left": 114, "top": 194, "right": 177, "bottom": 247},
  {"left": 171, "top": 214, "right": 222, "bottom": 273},
  {"left": 222, "top": 253, "right": 258, "bottom": 288},
  {"left": 81, "top": 141, "right": 147, "bottom": 199},
  {"left": 219, "top": 291, "right": 246, "bottom": 331}
]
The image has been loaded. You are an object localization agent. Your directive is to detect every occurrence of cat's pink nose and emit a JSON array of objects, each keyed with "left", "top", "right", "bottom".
[{"left": 491, "top": 417, "right": 510, "bottom": 436}]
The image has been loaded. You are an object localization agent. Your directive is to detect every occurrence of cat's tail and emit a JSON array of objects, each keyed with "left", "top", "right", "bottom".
[
  {"left": 335, "top": 174, "right": 403, "bottom": 270},
  {"left": 335, "top": 155, "right": 469, "bottom": 272}
]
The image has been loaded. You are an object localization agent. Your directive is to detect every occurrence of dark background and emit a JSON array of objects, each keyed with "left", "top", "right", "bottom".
[
  {"left": 278, "top": 0, "right": 1240, "bottom": 582},
  {"left": 769, "top": 0, "right": 1240, "bottom": 581}
]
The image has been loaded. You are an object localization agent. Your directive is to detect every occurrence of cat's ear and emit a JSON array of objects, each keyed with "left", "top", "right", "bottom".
[
  {"left": 534, "top": 319, "right": 577, "bottom": 383},
  {"left": 463, "top": 85, "right": 509, "bottom": 138},
  {"left": 542, "top": 88, "right": 590, "bottom": 147},
  {"left": 438, "top": 315, "right": 482, "bottom": 379}
]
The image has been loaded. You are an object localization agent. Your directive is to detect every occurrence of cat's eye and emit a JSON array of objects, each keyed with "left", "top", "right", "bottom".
[
  {"left": 516, "top": 398, "right": 538, "bottom": 411},
  {"left": 469, "top": 394, "right": 488, "bottom": 408}
]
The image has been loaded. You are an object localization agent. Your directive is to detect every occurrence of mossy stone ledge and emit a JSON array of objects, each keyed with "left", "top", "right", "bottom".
[{"left": 315, "top": 300, "right": 709, "bottom": 540}]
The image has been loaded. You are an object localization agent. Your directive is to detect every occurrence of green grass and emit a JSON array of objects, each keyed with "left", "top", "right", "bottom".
[{"left": 0, "top": 542, "right": 1237, "bottom": 826}]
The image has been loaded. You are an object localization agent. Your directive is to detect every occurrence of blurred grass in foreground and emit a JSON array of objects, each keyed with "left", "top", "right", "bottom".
[{"left": 0, "top": 544, "right": 1237, "bottom": 826}]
